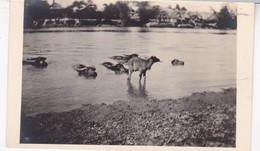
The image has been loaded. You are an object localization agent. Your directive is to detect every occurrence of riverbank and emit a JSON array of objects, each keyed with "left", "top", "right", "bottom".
[
  {"left": 23, "top": 27, "right": 237, "bottom": 34},
  {"left": 20, "top": 88, "right": 236, "bottom": 147}
]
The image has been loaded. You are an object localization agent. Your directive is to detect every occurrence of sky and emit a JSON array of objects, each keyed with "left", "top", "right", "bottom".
[{"left": 47, "top": 0, "right": 236, "bottom": 12}]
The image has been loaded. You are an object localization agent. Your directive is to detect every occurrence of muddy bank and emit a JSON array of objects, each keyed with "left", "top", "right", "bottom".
[{"left": 20, "top": 88, "right": 236, "bottom": 147}]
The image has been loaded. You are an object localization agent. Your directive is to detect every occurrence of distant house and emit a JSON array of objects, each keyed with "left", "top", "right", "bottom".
[
  {"left": 158, "top": 8, "right": 191, "bottom": 24},
  {"left": 130, "top": 13, "right": 140, "bottom": 21},
  {"left": 147, "top": 8, "right": 178, "bottom": 27},
  {"left": 49, "top": 1, "right": 68, "bottom": 19}
]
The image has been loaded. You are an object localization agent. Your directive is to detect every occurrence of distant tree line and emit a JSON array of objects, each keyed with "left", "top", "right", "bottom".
[
  {"left": 24, "top": 0, "right": 237, "bottom": 29},
  {"left": 216, "top": 5, "right": 237, "bottom": 29}
]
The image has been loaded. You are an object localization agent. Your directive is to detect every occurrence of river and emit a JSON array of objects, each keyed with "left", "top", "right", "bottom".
[{"left": 22, "top": 27, "right": 236, "bottom": 115}]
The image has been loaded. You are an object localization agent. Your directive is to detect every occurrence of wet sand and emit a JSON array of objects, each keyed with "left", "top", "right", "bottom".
[{"left": 20, "top": 88, "right": 236, "bottom": 147}]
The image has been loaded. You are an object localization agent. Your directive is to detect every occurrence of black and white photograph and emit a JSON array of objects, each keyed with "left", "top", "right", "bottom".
[{"left": 18, "top": 0, "right": 239, "bottom": 147}]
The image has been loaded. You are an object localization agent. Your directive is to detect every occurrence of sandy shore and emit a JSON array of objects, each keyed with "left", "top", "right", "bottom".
[{"left": 20, "top": 88, "right": 236, "bottom": 147}]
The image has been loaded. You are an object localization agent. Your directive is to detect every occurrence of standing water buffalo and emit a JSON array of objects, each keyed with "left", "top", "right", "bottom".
[
  {"left": 171, "top": 59, "right": 184, "bottom": 65},
  {"left": 23, "top": 57, "right": 48, "bottom": 68},
  {"left": 72, "top": 64, "right": 97, "bottom": 79},
  {"left": 127, "top": 56, "right": 160, "bottom": 81}
]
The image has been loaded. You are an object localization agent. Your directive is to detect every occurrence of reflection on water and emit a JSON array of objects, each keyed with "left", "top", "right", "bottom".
[
  {"left": 22, "top": 27, "right": 236, "bottom": 115},
  {"left": 127, "top": 79, "right": 148, "bottom": 100}
]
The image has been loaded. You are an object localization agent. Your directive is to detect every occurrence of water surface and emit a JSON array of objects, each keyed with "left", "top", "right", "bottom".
[{"left": 22, "top": 27, "right": 236, "bottom": 115}]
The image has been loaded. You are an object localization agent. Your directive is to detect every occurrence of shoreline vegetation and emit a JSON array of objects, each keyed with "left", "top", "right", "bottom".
[
  {"left": 24, "top": 0, "right": 237, "bottom": 29},
  {"left": 20, "top": 88, "right": 236, "bottom": 147}
]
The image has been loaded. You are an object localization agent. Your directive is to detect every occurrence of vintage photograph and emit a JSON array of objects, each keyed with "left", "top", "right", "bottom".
[{"left": 20, "top": 0, "right": 237, "bottom": 147}]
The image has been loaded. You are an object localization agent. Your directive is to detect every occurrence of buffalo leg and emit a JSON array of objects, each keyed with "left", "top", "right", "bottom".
[
  {"left": 128, "top": 70, "right": 133, "bottom": 80},
  {"left": 139, "top": 71, "right": 144, "bottom": 82},
  {"left": 143, "top": 71, "right": 147, "bottom": 80}
]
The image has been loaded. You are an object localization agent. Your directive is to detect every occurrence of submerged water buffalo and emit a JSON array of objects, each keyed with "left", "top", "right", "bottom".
[
  {"left": 171, "top": 59, "right": 184, "bottom": 66},
  {"left": 109, "top": 53, "right": 138, "bottom": 64},
  {"left": 23, "top": 57, "right": 48, "bottom": 68},
  {"left": 72, "top": 64, "right": 97, "bottom": 79},
  {"left": 102, "top": 62, "right": 128, "bottom": 74}
]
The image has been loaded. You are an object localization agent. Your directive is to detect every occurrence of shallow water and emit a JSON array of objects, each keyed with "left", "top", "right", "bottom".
[{"left": 22, "top": 27, "right": 236, "bottom": 115}]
